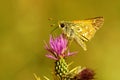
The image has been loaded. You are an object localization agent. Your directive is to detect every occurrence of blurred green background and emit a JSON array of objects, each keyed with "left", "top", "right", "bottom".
[{"left": 0, "top": 0, "right": 120, "bottom": 80}]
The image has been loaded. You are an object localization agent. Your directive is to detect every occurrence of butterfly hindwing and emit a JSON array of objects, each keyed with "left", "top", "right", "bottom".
[{"left": 74, "top": 33, "right": 87, "bottom": 51}]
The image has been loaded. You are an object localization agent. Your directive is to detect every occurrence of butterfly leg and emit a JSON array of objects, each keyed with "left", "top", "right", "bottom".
[{"left": 68, "top": 38, "right": 73, "bottom": 46}]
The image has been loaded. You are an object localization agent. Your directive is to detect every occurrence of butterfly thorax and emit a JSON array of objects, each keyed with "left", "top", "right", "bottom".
[{"left": 58, "top": 21, "right": 76, "bottom": 38}]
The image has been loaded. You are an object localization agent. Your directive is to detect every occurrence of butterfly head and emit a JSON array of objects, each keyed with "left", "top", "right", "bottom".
[
  {"left": 59, "top": 21, "right": 66, "bottom": 28},
  {"left": 59, "top": 21, "right": 72, "bottom": 30},
  {"left": 59, "top": 21, "right": 72, "bottom": 35}
]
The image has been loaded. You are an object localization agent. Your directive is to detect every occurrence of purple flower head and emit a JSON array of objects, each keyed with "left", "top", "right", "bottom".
[
  {"left": 49, "top": 34, "right": 67, "bottom": 54},
  {"left": 45, "top": 34, "right": 76, "bottom": 60},
  {"left": 74, "top": 68, "right": 95, "bottom": 80}
]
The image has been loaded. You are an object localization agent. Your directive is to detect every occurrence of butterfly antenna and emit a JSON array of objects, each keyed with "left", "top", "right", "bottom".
[
  {"left": 48, "top": 18, "right": 59, "bottom": 33},
  {"left": 50, "top": 26, "right": 58, "bottom": 33},
  {"left": 48, "top": 18, "right": 59, "bottom": 22},
  {"left": 48, "top": 18, "right": 53, "bottom": 21},
  {"left": 48, "top": 18, "right": 56, "bottom": 27}
]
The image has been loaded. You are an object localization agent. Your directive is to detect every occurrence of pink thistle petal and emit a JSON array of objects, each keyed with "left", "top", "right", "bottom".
[
  {"left": 44, "top": 41, "right": 54, "bottom": 54},
  {"left": 67, "top": 50, "right": 78, "bottom": 56},
  {"left": 45, "top": 54, "right": 58, "bottom": 60}
]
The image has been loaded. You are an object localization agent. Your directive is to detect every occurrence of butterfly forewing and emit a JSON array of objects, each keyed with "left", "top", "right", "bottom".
[{"left": 73, "top": 17, "right": 104, "bottom": 40}]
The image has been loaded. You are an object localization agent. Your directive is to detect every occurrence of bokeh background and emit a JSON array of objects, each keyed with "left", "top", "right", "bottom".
[{"left": 0, "top": 0, "right": 120, "bottom": 80}]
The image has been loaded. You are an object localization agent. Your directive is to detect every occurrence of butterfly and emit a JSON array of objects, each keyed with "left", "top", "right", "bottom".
[{"left": 58, "top": 17, "right": 104, "bottom": 51}]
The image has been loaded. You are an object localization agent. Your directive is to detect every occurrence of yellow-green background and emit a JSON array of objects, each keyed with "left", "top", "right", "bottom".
[{"left": 0, "top": 0, "right": 120, "bottom": 80}]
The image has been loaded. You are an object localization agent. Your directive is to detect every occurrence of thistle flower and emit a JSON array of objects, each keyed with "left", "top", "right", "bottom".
[
  {"left": 74, "top": 68, "right": 95, "bottom": 80},
  {"left": 45, "top": 34, "right": 76, "bottom": 60}
]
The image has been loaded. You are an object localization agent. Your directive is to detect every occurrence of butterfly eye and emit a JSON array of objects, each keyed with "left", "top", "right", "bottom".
[{"left": 60, "top": 23, "right": 65, "bottom": 28}]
